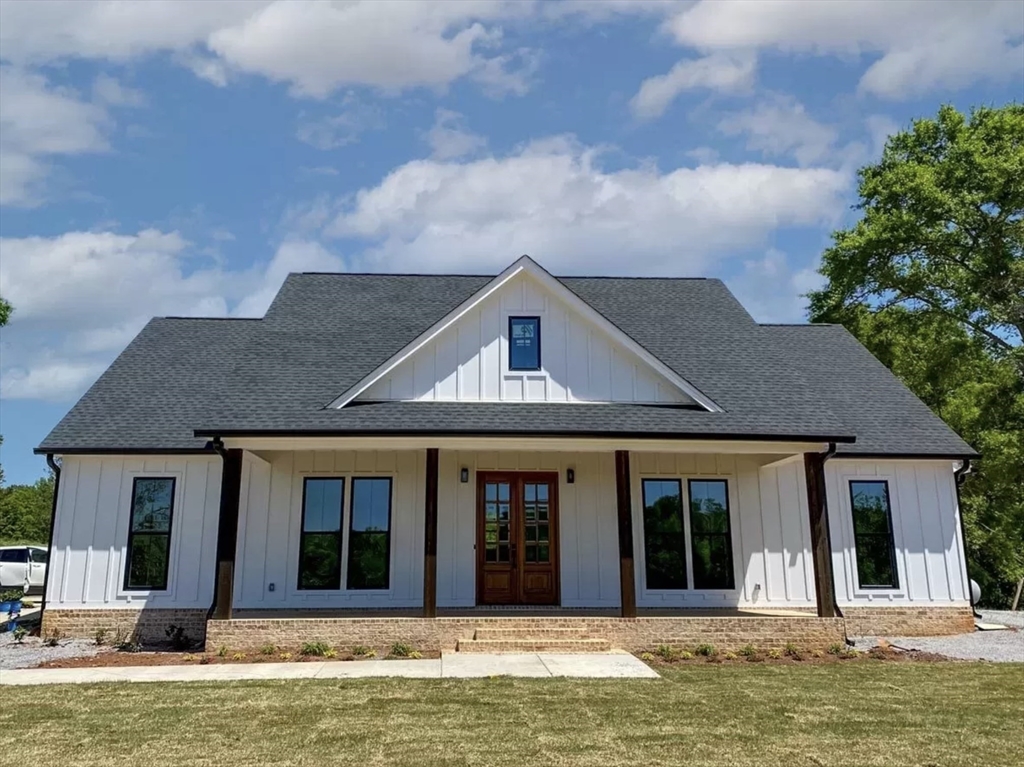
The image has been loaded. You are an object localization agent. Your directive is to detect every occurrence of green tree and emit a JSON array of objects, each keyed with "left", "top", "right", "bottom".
[
  {"left": 0, "top": 296, "right": 11, "bottom": 327},
  {"left": 0, "top": 473, "right": 55, "bottom": 545},
  {"left": 810, "top": 104, "right": 1024, "bottom": 607}
]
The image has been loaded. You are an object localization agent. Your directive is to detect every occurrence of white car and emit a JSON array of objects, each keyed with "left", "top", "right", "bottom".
[{"left": 0, "top": 546, "right": 48, "bottom": 594}]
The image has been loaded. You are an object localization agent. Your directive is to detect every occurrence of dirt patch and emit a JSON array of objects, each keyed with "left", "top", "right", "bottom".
[
  {"left": 35, "top": 648, "right": 440, "bottom": 669},
  {"left": 637, "top": 645, "right": 955, "bottom": 667}
]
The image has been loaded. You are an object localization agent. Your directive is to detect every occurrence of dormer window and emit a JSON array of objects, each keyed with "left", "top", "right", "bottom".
[{"left": 509, "top": 316, "right": 541, "bottom": 370}]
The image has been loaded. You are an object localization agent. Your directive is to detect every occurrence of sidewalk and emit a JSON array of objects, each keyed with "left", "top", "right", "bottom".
[{"left": 0, "top": 651, "right": 659, "bottom": 685}]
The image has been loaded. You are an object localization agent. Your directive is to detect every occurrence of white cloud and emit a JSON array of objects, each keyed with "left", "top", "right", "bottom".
[
  {"left": 728, "top": 248, "right": 825, "bottom": 323},
  {"left": 325, "top": 136, "right": 850, "bottom": 275},
  {"left": 661, "top": 0, "right": 1024, "bottom": 100},
  {"left": 0, "top": 67, "right": 112, "bottom": 206},
  {"left": 0, "top": 230, "right": 342, "bottom": 401},
  {"left": 631, "top": 52, "right": 755, "bottom": 119},
  {"left": 295, "top": 94, "right": 386, "bottom": 150},
  {"left": 0, "top": 0, "right": 537, "bottom": 99},
  {"left": 717, "top": 94, "right": 838, "bottom": 166},
  {"left": 91, "top": 74, "right": 146, "bottom": 107},
  {"left": 424, "top": 109, "right": 487, "bottom": 159}
]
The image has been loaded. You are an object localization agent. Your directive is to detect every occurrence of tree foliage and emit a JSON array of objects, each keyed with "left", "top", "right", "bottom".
[
  {"left": 810, "top": 104, "right": 1024, "bottom": 607},
  {"left": 0, "top": 473, "right": 54, "bottom": 546}
]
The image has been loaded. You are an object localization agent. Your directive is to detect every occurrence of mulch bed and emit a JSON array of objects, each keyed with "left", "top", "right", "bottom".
[
  {"left": 638, "top": 645, "right": 953, "bottom": 666},
  {"left": 34, "top": 648, "right": 441, "bottom": 669}
]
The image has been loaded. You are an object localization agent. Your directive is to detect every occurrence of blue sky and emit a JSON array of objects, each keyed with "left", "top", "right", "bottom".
[{"left": 1, "top": 0, "right": 1022, "bottom": 484}]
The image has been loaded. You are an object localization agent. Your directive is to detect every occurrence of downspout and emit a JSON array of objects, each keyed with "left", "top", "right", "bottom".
[
  {"left": 39, "top": 454, "right": 62, "bottom": 625},
  {"left": 820, "top": 442, "right": 843, "bottom": 619},
  {"left": 207, "top": 437, "right": 227, "bottom": 620},
  {"left": 953, "top": 459, "right": 979, "bottom": 618}
]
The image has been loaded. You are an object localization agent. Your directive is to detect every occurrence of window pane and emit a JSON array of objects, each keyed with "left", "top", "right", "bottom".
[
  {"left": 348, "top": 478, "right": 392, "bottom": 590},
  {"left": 689, "top": 480, "right": 734, "bottom": 590},
  {"left": 131, "top": 478, "right": 174, "bottom": 532},
  {"left": 642, "top": 479, "right": 687, "bottom": 589},
  {"left": 126, "top": 534, "right": 169, "bottom": 590},
  {"left": 509, "top": 317, "right": 540, "bottom": 370},
  {"left": 30, "top": 549, "right": 48, "bottom": 564},
  {"left": 849, "top": 481, "right": 898, "bottom": 588},
  {"left": 299, "top": 478, "right": 344, "bottom": 590}
]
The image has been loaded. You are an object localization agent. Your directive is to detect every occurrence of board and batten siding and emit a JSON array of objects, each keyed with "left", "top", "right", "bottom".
[
  {"left": 233, "top": 450, "right": 426, "bottom": 609},
  {"left": 45, "top": 455, "right": 221, "bottom": 610},
  {"left": 825, "top": 459, "right": 970, "bottom": 607},
  {"left": 630, "top": 453, "right": 817, "bottom": 609},
  {"left": 359, "top": 273, "right": 692, "bottom": 404}
]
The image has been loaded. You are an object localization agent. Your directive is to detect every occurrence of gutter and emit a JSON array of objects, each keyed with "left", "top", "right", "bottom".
[
  {"left": 820, "top": 442, "right": 843, "bottom": 619},
  {"left": 39, "top": 454, "right": 61, "bottom": 626},
  {"left": 953, "top": 459, "right": 980, "bottom": 618}
]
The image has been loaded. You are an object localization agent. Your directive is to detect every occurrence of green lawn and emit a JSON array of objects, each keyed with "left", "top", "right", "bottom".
[{"left": 2, "top": 662, "right": 1022, "bottom": 766}]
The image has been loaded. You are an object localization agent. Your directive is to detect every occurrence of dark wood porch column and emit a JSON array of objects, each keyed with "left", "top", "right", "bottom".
[
  {"left": 423, "top": 448, "right": 439, "bottom": 618},
  {"left": 211, "top": 448, "right": 243, "bottom": 620},
  {"left": 804, "top": 452, "right": 838, "bottom": 618},
  {"left": 614, "top": 450, "right": 637, "bottom": 618}
]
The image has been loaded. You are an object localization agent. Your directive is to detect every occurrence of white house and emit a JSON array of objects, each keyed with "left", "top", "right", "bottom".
[{"left": 36, "top": 256, "right": 977, "bottom": 651}]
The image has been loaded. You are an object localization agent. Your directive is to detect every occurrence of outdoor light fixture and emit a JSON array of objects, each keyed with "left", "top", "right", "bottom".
[
  {"left": 567, "top": 468, "right": 575, "bottom": 484},
  {"left": 460, "top": 467, "right": 470, "bottom": 483}
]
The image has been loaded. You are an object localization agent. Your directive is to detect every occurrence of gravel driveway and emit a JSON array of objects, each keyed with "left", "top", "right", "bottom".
[
  {"left": 851, "top": 610, "right": 1024, "bottom": 663},
  {"left": 0, "top": 632, "right": 108, "bottom": 670}
]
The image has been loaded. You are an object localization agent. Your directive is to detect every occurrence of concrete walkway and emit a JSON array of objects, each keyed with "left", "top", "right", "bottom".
[{"left": 0, "top": 651, "right": 659, "bottom": 686}]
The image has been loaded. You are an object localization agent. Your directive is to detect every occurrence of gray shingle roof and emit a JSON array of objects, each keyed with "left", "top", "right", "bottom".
[{"left": 37, "top": 270, "right": 976, "bottom": 457}]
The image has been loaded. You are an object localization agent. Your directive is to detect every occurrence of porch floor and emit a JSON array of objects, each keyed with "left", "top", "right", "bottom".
[{"left": 227, "top": 607, "right": 815, "bottom": 620}]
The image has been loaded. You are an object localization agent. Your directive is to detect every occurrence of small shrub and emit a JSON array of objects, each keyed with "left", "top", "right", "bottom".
[
  {"left": 639, "top": 652, "right": 656, "bottom": 662},
  {"left": 0, "top": 588, "right": 24, "bottom": 604},
  {"left": 767, "top": 648, "right": 782, "bottom": 660},
  {"left": 300, "top": 641, "right": 333, "bottom": 657},
  {"left": 217, "top": 645, "right": 229, "bottom": 658},
  {"left": 278, "top": 652, "right": 293, "bottom": 660},
  {"left": 44, "top": 629, "right": 65, "bottom": 648},
  {"left": 654, "top": 644, "right": 677, "bottom": 661},
  {"left": 389, "top": 642, "right": 414, "bottom": 658},
  {"left": 94, "top": 627, "right": 109, "bottom": 646},
  {"left": 231, "top": 652, "right": 247, "bottom": 661},
  {"left": 677, "top": 650, "right": 694, "bottom": 660},
  {"left": 738, "top": 644, "right": 757, "bottom": 658},
  {"left": 352, "top": 645, "right": 373, "bottom": 657},
  {"left": 116, "top": 633, "right": 143, "bottom": 653},
  {"left": 694, "top": 643, "right": 716, "bottom": 657},
  {"left": 723, "top": 651, "right": 738, "bottom": 661},
  {"left": 408, "top": 651, "right": 423, "bottom": 659},
  {"left": 323, "top": 649, "right": 338, "bottom": 659},
  {"left": 12, "top": 626, "right": 28, "bottom": 644},
  {"left": 827, "top": 643, "right": 845, "bottom": 656},
  {"left": 783, "top": 642, "right": 801, "bottom": 658},
  {"left": 199, "top": 655, "right": 211, "bottom": 665},
  {"left": 165, "top": 624, "right": 193, "bottom": 651},
  {"left": 355, "top": 649, "right": 376, "bottom": 659},
  {"left": 259, "top": 644, "right": 277, "bottom": 656},
  {"left": 183, "top": 653, "right": 198, "bottom": 662}
]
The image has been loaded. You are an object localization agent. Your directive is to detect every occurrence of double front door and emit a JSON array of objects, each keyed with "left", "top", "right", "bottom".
[{"left": 477, "top": 472, "right": 560, "bottom": 605}]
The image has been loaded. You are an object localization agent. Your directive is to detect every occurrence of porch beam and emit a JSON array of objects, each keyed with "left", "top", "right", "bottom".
[
  {"left": 804, "top": 451, "right": 838, "bottom": 618},
  {"left": 614, "top": 450, "right": 637, "bottom": 619},
  {"left": 211, "top": 448, "right": 243, "bottom": 620},
  {"left": 423, "top": 448, "right": 439, "bottom": 618}
]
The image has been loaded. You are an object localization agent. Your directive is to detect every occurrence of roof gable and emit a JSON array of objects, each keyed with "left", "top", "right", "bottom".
[{"left": 330, "top": 256, "right": 720, "bottom": 410}]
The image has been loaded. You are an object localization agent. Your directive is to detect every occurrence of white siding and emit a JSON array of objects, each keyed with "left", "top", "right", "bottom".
[
  {"left": 436, "top": 450, "right": 621, "bottom": 608},
  {"left": 630, "top": 453, "right": 816, "bottom": 609},
  {"left": 233, "top": 450, "right": 425, "bottom": 609},
  {"left": 360, "top": 273, "right": 692, "bottom": 404},
  {"left": 46, "top": 455, "right": 221, "bottom": 610},
  {"left": 826, "top": 459, "right": 969, "bottom": 607}
]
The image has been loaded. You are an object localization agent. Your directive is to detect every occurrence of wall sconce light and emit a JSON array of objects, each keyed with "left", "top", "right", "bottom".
[
  {"left": 566, "top": 468, "right": 575, "bottom": 484},
  {"left": 460, "top": 467, "right": 470, "bottom": 483}
]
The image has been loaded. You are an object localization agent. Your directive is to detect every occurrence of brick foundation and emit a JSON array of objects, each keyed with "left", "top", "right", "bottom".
[
  {"left": 41, "top": 608, "right": 208, "bottom": 646},
  {"left": 841, "top": 606, "right": 975, "bottom": 637},
  {"left": 204, "top": 614, "right": 847, "bottom": 654}
]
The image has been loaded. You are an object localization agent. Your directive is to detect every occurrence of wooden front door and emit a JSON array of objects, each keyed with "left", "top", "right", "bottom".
[{"left": 477, "top": 472, "right": 559, "bottom": 605}]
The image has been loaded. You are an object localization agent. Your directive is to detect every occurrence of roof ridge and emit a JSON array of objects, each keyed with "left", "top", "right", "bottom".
[
  {"left": 157, "top": 316, "right": 262, "bottom": 322},
  {"left": 295, "top": 271, "right": 710, "bottom": 280},
  {"left": 760, "top": 322, "right": 838, "bottom": 327}
]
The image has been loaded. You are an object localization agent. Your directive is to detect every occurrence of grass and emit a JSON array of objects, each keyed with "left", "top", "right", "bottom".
[{"left": 1, "top": 663, "right": 1021, "bottom": 766}]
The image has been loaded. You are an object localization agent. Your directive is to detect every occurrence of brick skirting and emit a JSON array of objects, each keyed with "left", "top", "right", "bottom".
[
  {"left": 41, "top": 608, "right": 208, "bottom": 646},
  {"left": 204, "top": 614, "right": 847, "bottom": 654},
  {"left": 841, "top": 606, "right": 975, "bottom": 637}
]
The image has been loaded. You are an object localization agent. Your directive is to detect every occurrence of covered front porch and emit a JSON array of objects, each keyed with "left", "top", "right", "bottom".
[{"left": 203, "top": 436, "right": 842, "bottom": 650}]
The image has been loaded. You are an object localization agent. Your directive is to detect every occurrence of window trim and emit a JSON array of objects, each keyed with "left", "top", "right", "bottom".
[
  {"left": 122, "top": 476, "right": 177, "bottom": 592},
  {"left": 346, "top": 476, "right": 394, "bottom": 591},
  {"left": 848, "top": 479, "right": 900, "bottom": 591},
  {"left": 640, "top": 478, "right": 688, "bottom": 590},
  {"left": 508, "top": 315, "right": 542, "bottom": 371},
  {"left": 297, "top": 476, "right": 346, "bottom": 591},
  {"left": 687, "top": 478, "right": 735, "bottom": 591}
]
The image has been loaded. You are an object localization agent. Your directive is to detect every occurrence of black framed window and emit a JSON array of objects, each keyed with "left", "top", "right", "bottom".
[
  {"left": 299, "top": 478, "right": 345, "bottom": 590},
  {"left": 347, "top": 478, "right": 392, "bottom": 590},
  {"left": 124, "top": 477, "right": 175, "bottom": 590},
  {"left": 849, "top": 480, "right": 899, "bottom": 589},
  {"left": 509, "top": 316, "right": 541, "bottom": 370},
  {"left": 688, "top": 479, "right": 734, "bottom": 590},
  {"left": 642, "top": 479, "right": 687, "bottom": 589}
]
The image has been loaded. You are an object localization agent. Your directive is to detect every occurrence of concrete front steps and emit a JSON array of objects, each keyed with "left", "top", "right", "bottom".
[{"left": 457, "top": 626, "right": 612, "bottom": 653}]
